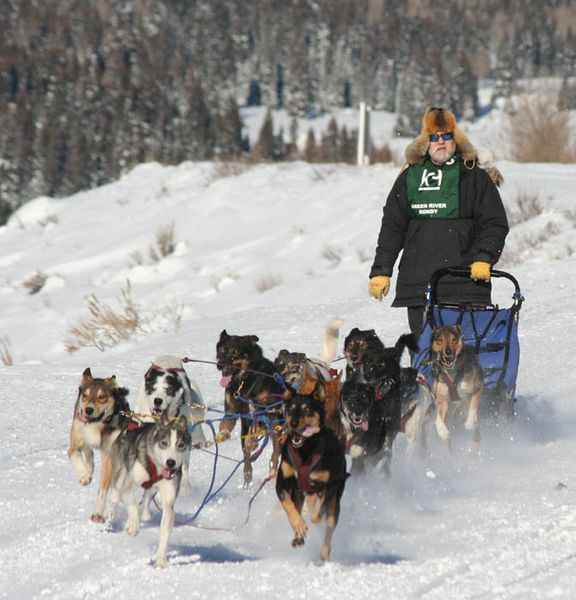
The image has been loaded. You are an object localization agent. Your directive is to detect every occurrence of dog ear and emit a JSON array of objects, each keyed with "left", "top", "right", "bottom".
[
  {"left": 104, "top": 375, "right": 117, "bottom": 387},
  {"left": 81, "top": 367, "right": 93, "bottom": 383},
  {"left": 177, "top": 414, "right": 189, "bottom": 430},
  {"left": 248, "top": 335, "right": 260, "bottom": 344},
  {"left": 219, "top": 330, "right": 229, "bottom": 341},
  {"left": 452, "top": 325, "right": 463, "bottom": 339}
]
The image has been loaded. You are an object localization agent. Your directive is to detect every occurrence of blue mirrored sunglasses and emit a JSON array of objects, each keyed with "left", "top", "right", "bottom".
[{"left": 429, "top": 132, "right": 454, "bottom": 142}]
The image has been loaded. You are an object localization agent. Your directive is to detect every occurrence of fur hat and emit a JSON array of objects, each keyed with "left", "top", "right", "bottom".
[{"left": 405, "top": 107, "right": 476, "bottom": 167}]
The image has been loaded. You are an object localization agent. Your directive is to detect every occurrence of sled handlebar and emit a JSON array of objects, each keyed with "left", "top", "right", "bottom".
[{"left": 426, "top": 267, "right": 523, "bottom": 308}]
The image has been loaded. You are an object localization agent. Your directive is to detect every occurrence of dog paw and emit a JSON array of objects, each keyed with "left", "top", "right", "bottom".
[
  {"left": 464, "top": 414, "right": 478, "bottom": 431},
  {"left": 78, "top": 473, "right": 93, "bottom": 486},
  {"left": 154, "top": 554, "right": 168, "bottom": 568},
  {"left": 141, "top": 507, "right": 152, "bottom": 522},
  {"left": 125, "top": 518, "right": 140, "bottom": 537},
  {"left": 435, "top": 417, "right": 450, "bottom": 440},
  {"left": 320, "top": 544, "right": 331, "bottom": 561},
  {"left": 90, "top": 513, "right": 105, "bottom": 524},
  {"left": 291, "top": 518, "right": 308, "bottom": 546}
]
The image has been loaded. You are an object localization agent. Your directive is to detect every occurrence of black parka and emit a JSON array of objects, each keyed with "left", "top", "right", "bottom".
[{"left": 369, "top": 156, "right": 509, "bottom": 307}]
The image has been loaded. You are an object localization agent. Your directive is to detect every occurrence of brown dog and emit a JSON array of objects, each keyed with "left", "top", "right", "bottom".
[
  {"left": 274, "top": 318, "right": 344, "bottom": 436},
  {"left": 68, "top": 368, "right": 130, "bottom": 522},
  {"left": 216, "top": 331, "right": 287, "bottom": 487},
  {"left": 430, "top": 326, "right": 483, "bottom": 455},
  {"left": 276, "top": 395, "right": 347, "bottom": 561}
]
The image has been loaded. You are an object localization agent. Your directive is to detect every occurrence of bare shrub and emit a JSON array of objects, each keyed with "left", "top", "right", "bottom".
[
  {"left": 370, "top": 143, "right": 392, "bottom": 163},
  {"left": 254, "top": 271, "right": 282, "bottom": 293},
  {"left": 208, "top": 160, "right": 254, "bottom": 183},
  {"left": 128, "top": 250, "right": 145, "bottom": 267},
  {"left": 38, "top": 214, "right": 59, "bottom": 228},
  {"left": 22, "top": 271, "right": 47, "bottom": 294},
  {"left": 322, "top": 244, "right": 343, "bottom": 266},
  {"left": 64, "top": 281, "right": 184, "bottom": 353},
  {"left": 356, "top": 247, "right": 372, "bottom": 263},
  {"left": 211, "top": 271, "right": 242, "bottom": 293},
  {"left": 500, "top": 220, "right": 562, "bottom": 266},
  {"left": 505, "top": 94, "right": 576, "bottom": 163},
  {"left": 65, "top": 281, "right": 141, "bottom": 352},
  {"left": 151, "top": 223, "right": 176, "bottom": 262},
  {"left": 507, "top": 191, "right": 543, "bottom": 226},
  {"left": 0, "top": 337, "right": 13, "bottom": 366}
]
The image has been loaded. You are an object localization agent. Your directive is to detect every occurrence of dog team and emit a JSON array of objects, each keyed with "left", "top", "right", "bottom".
[{"left": 68, "top": 318, "right": 484, "bottom": 567}]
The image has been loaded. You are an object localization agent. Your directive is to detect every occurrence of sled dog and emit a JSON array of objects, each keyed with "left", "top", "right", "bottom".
[
  {"left": 276, "top": 394, "right": 347, "bottom": 561},
  {"left": 68, "top": 368, "right": 130, "bottom": 522},
  {"left": 106, "top": 411, "right": 191, "bottom": 568},
  {"left": 343, "top": 327, "right": 386, "bottom": 383},
  {"left": 216, "top": 331, "right": 286, "bottom": 487},
  {"left": 274, "top": 317, "right": 344, "bottom": 435},
  {"left": 358, "top": 333, "right": 419, "bottom": 476},
  {"left": 133, "top": 355, "right": 206, "bottom": 491},
  {"left": 430, "top": 325, "right": 484, "bottom": 455}
]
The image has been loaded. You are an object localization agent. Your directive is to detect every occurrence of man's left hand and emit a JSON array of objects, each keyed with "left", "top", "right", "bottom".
[{"left": 470, "top": 261, "right": 491, "bottom": 281}]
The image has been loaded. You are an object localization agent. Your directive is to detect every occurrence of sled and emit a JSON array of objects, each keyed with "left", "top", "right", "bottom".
[{"left": 411, "top": 267, "right": 524, "bottom": 421}]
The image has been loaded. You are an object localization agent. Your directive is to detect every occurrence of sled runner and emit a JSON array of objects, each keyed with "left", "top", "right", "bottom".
[{"left": 412, "top": 267, "right": 524, "bottom": 421}]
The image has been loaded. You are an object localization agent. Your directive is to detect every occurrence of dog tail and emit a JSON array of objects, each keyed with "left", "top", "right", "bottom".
[
  {"left": 318, "top": 317, "right": 344, "bottom": 365},
  {"left": 395, "top": 333, "right": 419, "bottom": 358}
]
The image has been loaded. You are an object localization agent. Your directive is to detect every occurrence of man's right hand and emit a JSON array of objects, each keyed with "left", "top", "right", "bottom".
[{"left": 368, "top": 276, "right": 390, "bottom": 301}]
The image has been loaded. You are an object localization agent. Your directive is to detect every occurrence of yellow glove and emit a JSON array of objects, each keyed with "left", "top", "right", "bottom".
[
  {"left": 368, "top": 276, "right": 390, "bottom": 301},
  {"left": 470, "top": 261, "right": 491, "bottom": 282}
]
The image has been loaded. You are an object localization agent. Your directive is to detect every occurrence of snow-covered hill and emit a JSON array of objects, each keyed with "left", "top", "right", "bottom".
[{"left": 1, "top": 155, "right": 576, "bottom": 599}]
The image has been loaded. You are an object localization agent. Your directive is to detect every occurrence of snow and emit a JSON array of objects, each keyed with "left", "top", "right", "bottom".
[{"left": 1, "top": 106, "right": 576, "bottom": 599}]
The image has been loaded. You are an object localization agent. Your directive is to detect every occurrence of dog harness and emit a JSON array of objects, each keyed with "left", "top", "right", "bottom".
[
  {"left": 286, "top": 438, "right": 326, "bottom": 494},
  {"left": 141, "top": 456, "right": 162, "bottom": 489}
]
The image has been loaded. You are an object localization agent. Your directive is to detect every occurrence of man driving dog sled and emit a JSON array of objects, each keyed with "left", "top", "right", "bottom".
[{"left": 368, "top": 106, "right": 509, "bottom": 339}]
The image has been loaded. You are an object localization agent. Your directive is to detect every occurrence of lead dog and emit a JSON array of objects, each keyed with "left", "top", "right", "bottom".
[
  {"left": 276, "top": 395, "right": 347, "bottom": 561},
  {"left": 68, "top": 368, "right": 130, "bottom": 522},
  {"left": 274, "top": 317, "right": 344, "bottom": 435},
  {"left": 106, "top": 411, "right": 191, "bottom": 568},
  {"left": 430, "top": 325, "right": 484, "bottom": 455},
  {"left": 133, "top": 355, "right": 206, "bottom": 493}
]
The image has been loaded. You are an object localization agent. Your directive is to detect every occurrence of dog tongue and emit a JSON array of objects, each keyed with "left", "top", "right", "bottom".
[
  {"left": 303, "top": 425, "right": 320, "bottom": 437},
  {"left": 361, "top": 419, "right": 369, "bottom": 432},
  {"left": 161, "top": 467, "right": 174, "bottom": 480},
  {"left": 220, "top": 374, "right": 233, "bottom": 388}
]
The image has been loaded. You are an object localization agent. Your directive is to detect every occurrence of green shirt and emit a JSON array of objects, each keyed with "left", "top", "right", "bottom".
[{"left": 406, "top": 156, "right": 460, "bottom": 219}]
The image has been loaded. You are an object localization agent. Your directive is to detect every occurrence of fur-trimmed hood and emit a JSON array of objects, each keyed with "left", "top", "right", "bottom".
[{"left": 404, "top": 107, "right": 503, "bottom": 186}]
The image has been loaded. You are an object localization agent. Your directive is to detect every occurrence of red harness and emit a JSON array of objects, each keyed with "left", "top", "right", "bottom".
[
  {"left": 141, "top": 456, "right": 163, "bottom": 489},
  {"left": 286, "top": 438, "right": 325, "bottom": 494}
]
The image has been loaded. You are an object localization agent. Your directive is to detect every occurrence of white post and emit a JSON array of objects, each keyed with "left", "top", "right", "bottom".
[{"left": 357, "top": 101, "right": 371, "bottom": 165}]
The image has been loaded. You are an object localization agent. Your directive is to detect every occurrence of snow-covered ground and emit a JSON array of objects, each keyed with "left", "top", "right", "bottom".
[{"left": 1, "top": 128, "right": 576, "bottom": 599}]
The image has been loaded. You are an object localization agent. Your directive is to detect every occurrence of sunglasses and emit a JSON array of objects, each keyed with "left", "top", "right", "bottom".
[{"left": 429, "top": 132, "right": 454, "bottom": 142}]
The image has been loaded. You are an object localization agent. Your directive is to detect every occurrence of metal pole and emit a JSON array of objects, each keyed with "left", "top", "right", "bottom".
[{"left": 357, "top": 102, "right": 371, "bottom": 165}]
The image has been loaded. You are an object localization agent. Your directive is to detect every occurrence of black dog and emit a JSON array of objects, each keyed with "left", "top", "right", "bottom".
[
  {"left": 276, "top": 395, "right": 347, "bottom": 561},
  {"left": 343, "top": 327, "right": 386, "bottom": 382},
  {"left": 216, "top": 330, "right": 288, "bottom": 487},
  {"left": 356, "top": 333, "right": 419, "bottom": 476},
  {"left": 339, "top": 380, "right": 389, "bottom": 475}
]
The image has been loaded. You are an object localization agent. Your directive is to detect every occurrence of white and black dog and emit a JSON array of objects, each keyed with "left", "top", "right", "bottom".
[
  {"left": 106, "top": 411, "right": 191, "bottom": 568},
  {"left": 133, "top": 355, "right": 206, "bottom": 493}
]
